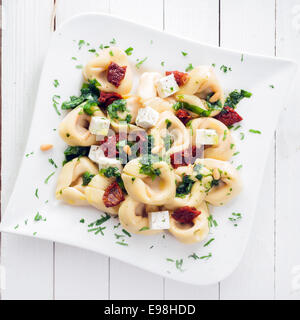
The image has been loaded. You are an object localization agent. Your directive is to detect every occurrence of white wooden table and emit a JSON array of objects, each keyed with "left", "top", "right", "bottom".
[{"left": 1, "top": 0, "right": 300, "bottom": 300}]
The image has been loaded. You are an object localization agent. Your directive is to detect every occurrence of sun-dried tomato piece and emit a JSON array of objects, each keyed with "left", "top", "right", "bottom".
[
  {"left": 98, "top": 133, "right": 123, "bottom": 158},
  {"left": 214, "top": 106, "right": 243, "bottom": 127},
  {"left": 107, "top": 62, "right": 127, "bottom": 88},
  {"left": 166, "top": 71, "right": 189, "bottom": 87},
  {"left": 175, "top": 109, "right": 192, "bottom": 125},
  {"left": 99, "top": 91, "right": 123, "bottom": 107},
  {"left": 170, "top": 146, "right": 203, "bottom": 169},
  {"left": 103, "top": 181, "right": 125, "bottom": 207},
  {"left": 172, "top": 206, "right": 201, "bottom": 224}
]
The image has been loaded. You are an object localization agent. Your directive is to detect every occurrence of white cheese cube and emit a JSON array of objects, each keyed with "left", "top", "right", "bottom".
[
  {"left": 136, "top": 106, "right": 159, "bottom": 129},
  {"left": 156, "top": 74, "right": 179, "bottom": 98},
  {"left": 88, "top": 145, "right": 105, "bottom": 163},
  {"left": 97, "top": 157, "right": 123, "bottom": 173},
  {"left": 89, "top": 116, "right": 110, "bottom": 136},
  {"left": 149, "top": 211, "right": 170, "bottom": 230},
  {"left": 196, "top": 129, "right": 219, "bottom": 146}
]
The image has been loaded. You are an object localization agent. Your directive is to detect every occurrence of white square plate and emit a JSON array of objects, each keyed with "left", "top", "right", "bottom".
[{"left": 0, "top": 13, "right": 297, "bottom": 285}]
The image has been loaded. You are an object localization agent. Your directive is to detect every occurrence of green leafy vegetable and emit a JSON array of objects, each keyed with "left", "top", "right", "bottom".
[
  {"left": 176, "top": 175, "right": 195, "bottom": 198},
  {"left": 99, "top": 166, "right": 125, "bottom": 191},
  {"left": 125, "top": 47, "right": 134, "bottom": 55},
  {"left": 107, "top": 99, "right": 131, "bottom": 123},
  {"left": 82, "top": 172, "right": 95, "bottom": 186},
  {"left": 225, "top": 89, "right": 252, "bottom": 109},
  {"left": 173, "top": 101, "right": 211, "bottom": 117},
  {"left": 185, "top": 63, "right": 194, "bottom": 72},
  {"left": 61, "top": 79, "right": 100, "bottom": 110},
  {"left": 63, "top": 146, "right": 90, "bottom": 165}
]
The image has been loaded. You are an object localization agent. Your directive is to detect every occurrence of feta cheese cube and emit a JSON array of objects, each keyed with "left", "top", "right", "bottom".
[
  {"left": 156, "top": 74, "right": 179, "bottom": 98},
  {"left": 149, "top": 211, "right": 170, "bottom": 230},
  {"left": 88, "top": 145, "right": 105, "bottom": 163},
  {"left": 89, "top": 116, "right": 110, "bottom": 136},
  {"left": 97, "top": 157, "right": 123, "bottom": 173},
  {"left": 196, "top": 129, "right": 219, "bottom": 146},
  {"left": 136, "top": 106, "right": 159, "bottom": 129}
]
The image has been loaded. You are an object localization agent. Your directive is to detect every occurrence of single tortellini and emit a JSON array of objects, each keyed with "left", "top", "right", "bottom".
[
  {"left": 164, "top": 164, "right": 213, "bottom": 210},
  {"left": 109, "top": 96, "right": 142, "bottom": 133},
  {"left": 59, "top": 107, "right": 105, "bottom": 146},
  {"left": 84, "top": 174, "right": 120, "bottom": 216},
  {"left": 195, "top": 158, "right": 242, "bottom": 206},
  {"left": 83, "top": 47, "right": 133, "bottom": 95},
  {"left": 137, "top": 72, "right": 162, "bottom": 101},
  {"left": 118, "top": 197, "right": 163, "bottom": 235},
  {"left": 121, "top": 158, "right": 176, "bottom": 205},
  {"left": 56, "top": 157, "right": 98, "bottom": 206},
  {"left": 177, "top": 66, "right": 224, "bottom": 114},
  {"left": 168, "top": 202, "right": 210, "bottom": 244},
  {"left": 149, "top": 111, "right": 190, "bottom": 156},
  {"left": 190, "top": 117, "right": 235, "bottom": 161}
]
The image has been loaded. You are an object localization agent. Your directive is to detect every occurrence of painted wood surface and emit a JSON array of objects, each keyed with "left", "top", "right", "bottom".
[{"left": 1, "top": 0, "right": 299, "bottom": 300}]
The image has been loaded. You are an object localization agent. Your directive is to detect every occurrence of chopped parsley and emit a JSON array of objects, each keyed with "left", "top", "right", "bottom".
[
  {"left": 63, "top": 146, "right": 90, "bottom": 165},
  {"left": 35, "top": 188, "right": 39, "bottom": 199},
  {"left": 269, "top": 84, "right": 274, "bottom": 88},
  {"left": 220, "top": 65, "right": 232, "bottom": 73},
  {"left": 139, "top": 155, "right": 161, "bottom": 180},
  {"left": 139, "top": 226, "right": 150, "bottom": 232},
  {"left": 107, "top": 99, "right": 131, "bottom": 123},
  {"left": 26, "top": 152, "right": 34, "bottom": 157},
  {"left": 53, "top": 79, "right": 59, "bottom": 88},
  {"left": 99, "top": 166, "right": 125, "bottom": 191},
  {"left": 236, "top": 165, "right": 243, "bottom": 170},
  {"left": 44, "top": 172, "right": 55, "bottom": 184},
  {"left": 136, "top": 57, "right": 148, "bottom": 68},
  {"left": 208, "top": 215, "right": 218, "bottom": 228},
  {"left": 52, "top": 95, "right": 61, "bottom": 116},
  {"left": 76, "top": 65, "right": 83, "bottom": 69},
  {"left": 165, "top": 119, "right": 172, "bottom": 129},
  {"left": 229, "top": 212, "right": 242, "bottom": 226},
  {"left": 116, "top": 241, "right": 128, "bottom": 246},
  {"left": 181, "top": 51, "right": 188, "bottom": 56},
  {"left": 80, "top": 219, "right": 85, "bottom": 223},
  {"left": 125, "top": 47, "right": 133, "bottom": 55},
  {"left": 223, "top": 129, "right": 228, "bottom": 141},
  {"left": 185, "top": 63, "right": 194, "bottom": 72},
  {"left": 225, "top": 89, "right": 252, "bottom": 109},
  {"left": 122, "top": 229, "right": 131, "bottom": 237},
  {"left": 203, "top": 238, "right": 215, "bottom": 247},
  {"left": 240, "top": 132, "right": 245, "bottom": 140},
  {"left": 110, "top": 38, "right": 117, "bottom": 45},
  {"left": 161, "top": 61, "right": 165, "bottom": 66},
  {"left": 48, "top": 158, "right": 58, "bottom": 168},
  {"left": 82, "top": 172, "right": 95, "bottom": 186},
  {"left": 88, "top": 214, "right": 111, "bottom": 234},
  {"left": 34, "top": 212, "right": 46, "bottom": 222},
  {"left": 176, "top": 175, "right": 195, "bottom": 198},
  {"left": 78, "top": 40, "right": 85, "bottom": 49},
  {"left": 109, "top": 50, "right": 114, "bottom": 56},
  {"left": 249, "top": 129, "right": 261, "bottom": 134}
]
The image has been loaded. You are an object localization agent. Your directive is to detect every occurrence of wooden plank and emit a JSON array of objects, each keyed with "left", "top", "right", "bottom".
[
  {"left": 219, "top": 0, "right": 276, "bottom": 299},
  {"left": 53, "top": 0, "right": 110, "bottom": 300},
  {"left": 163, "top": 0, "right": 220, "bottom": 300},
  {"left": 1, "top": 0, "right": 54, "bottom": 300},
  {"left": 275, "top": 0, "right": 300, "bottom": 300},
  {"left": 109, "top": 0, "right": 165, "bottom": 300}
]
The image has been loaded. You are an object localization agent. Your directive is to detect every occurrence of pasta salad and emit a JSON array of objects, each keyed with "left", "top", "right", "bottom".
[{"left": 55, "top": 46, "right": 248, "bottom": 244}]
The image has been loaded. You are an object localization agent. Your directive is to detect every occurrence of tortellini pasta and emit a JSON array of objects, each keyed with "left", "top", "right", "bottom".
[
  {"left": 56, "top": 157, "right": 98, "bottom": 206},
  {"left": 137, "top": 72, "right": 162, "bottom": 101},
  {"left": 121, "top": 158, "right": 176, "bottom": 205},
  {"left": 164, "top": 164, "right": 213, "bottom": 210},
  {"left": 83, "top": 47, "right": 133, "bottom": 95},
  {"left": 149, "top": 111, "right": 190, "bottom": 155},
  {"left": 85, "top": 174, "right": 120, "bottom": 215},
  {"left": 169, "top": 202, "right": 210, "bottom": 244},
  {"left": 195, "top": 158, "right": 243, "bottom": 206},
  {"left": 118, "top": 197, "right": 163, "bottom": 235},
  {"left": 190, "top": 117, "right": 235, "bottom": 161},
  {"left": 177, "top": 65, "right": 224, "bottom": 107},
  {"left": 59, "top": 107, "right": 105, "bottom": 146}
]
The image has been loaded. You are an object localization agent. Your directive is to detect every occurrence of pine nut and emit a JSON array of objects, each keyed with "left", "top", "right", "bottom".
[{"left": 40, "top": 144, "right": 53, "bottom": 151}]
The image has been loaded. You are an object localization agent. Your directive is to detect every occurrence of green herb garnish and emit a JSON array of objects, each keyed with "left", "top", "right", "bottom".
[
  {"left": 136, "top": 57, "right": 148, "bottom": 69},
  {"left": 125, "top": 47, "right": 133, "bottom": 55},
  {"left": 44, "top": 172, "right": 55, "bottom": 184},
  {"left": 225, "top": 89, "right": 252, "bottom": 109},
  {"left": 82, "top": 172, "right": 95, "bottom": 186}
]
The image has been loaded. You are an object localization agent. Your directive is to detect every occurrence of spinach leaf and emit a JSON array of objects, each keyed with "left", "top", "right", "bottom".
[
  {"left": 63, "top": 146, "right": 90, "bottom": 165},
  {"left": 176, "top": 175, "right": 195, "bottom": 198}
]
